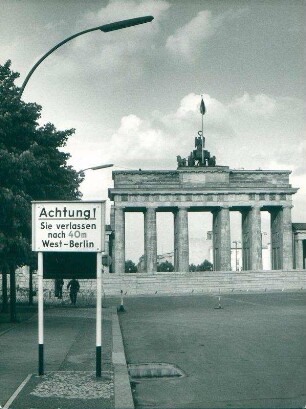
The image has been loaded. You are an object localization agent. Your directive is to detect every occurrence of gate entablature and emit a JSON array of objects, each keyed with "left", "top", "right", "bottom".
[
  {"left": 109, "top": 168, "right": 297, "bottom": 210},
  {"left": 109, "top": 168, "right": 296, "bottom": 192}
]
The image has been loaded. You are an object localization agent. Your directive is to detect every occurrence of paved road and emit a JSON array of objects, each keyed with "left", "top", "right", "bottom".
[{"left": 118, "top": 292, "right": 306, "bottom": 408}]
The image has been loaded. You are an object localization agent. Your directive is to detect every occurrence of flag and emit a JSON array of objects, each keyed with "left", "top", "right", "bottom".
[{"left": 200, "top": 97, "right": 206, "bottom": 115}]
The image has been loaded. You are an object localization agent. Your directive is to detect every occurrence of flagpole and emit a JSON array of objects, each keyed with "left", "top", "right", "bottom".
[{"left": 201, "top": 95, "right": 205, "bottom": 165}]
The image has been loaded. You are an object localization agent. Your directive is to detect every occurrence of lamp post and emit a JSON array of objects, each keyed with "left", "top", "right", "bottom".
[
  {"left": 261, "top": 231, "right": 268, "bottom": 270},
  {"left": 232, "top": 240, "right": 241, "bottom": 271},
  {"left": 77, "top": 162, "right": 113, "bottom": 377},
  {"left": 20, "top": 16, "right": 154, "bottom": 96},
  {"left": 261, "top": 231, "right": 267, "bottom": 249}
]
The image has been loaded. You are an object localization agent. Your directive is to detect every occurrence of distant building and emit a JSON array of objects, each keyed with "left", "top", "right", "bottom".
[
  {"left": 157, "top": 252, "right": 174, "bottom": 265},
  {"left": 230, "top": 243, "right": 270, "bottom": 271},
  {"left": 137, "top": 252, "right": 174, "bottom": 273}
]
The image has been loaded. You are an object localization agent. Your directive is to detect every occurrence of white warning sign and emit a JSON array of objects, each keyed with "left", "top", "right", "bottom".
[{"left": 32, "top": 201, "right": 105, "bottom": 252}]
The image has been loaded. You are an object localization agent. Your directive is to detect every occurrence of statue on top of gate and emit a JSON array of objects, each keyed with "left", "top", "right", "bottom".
[{"left": 177, "top": 95, "right": 217, "bottom": 168}]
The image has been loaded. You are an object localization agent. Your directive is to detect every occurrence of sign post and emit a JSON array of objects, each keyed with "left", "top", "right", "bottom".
[
  {"left": 96, "top": 252, "right": 102, "bottom": 377},
  {"left": 38, "top": 251, "right": 44, "bottom": 375},
  {"left": 32, "top": 201, "right": 105, "bottom": 377}
]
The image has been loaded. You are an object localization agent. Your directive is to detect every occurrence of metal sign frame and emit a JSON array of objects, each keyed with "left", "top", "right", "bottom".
[
  {"left": 32, "top": 200, "right": 105, "bottom": 252},
  {"left": 32, "top": 200, "right": 105, "bottom": 377}
]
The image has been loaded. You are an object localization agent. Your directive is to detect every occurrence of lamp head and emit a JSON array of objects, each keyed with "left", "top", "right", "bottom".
[
  {"left": 91, "top": 164, "right": 114, "bottom": 170},
  {"left": 99, "top": 16, "right": 154, "bottom": 32}
]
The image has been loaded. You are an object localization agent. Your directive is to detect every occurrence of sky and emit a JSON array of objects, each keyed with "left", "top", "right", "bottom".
[{"left": 1, "top": 0, "right": 305, "bottom": 263}]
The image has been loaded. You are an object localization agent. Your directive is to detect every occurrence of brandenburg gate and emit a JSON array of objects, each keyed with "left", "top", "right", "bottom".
[
  {"left": 108, "top": 97, "right": 298, "bottom": 275},
  {"left": 108, "top": 166, "right": 298, "bottom": 274}
]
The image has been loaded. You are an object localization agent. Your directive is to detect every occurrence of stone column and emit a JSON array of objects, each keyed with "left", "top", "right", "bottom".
[
  {"left": 270, "top": 205, "right": 293, "bottom": 270},
  {"left": 270, "top": 208, "right": 281, "bottom": 270},
  {"left": 104, "top": 231, "right": 110, "bottom": 273},
  {"left": 174, "top": 211, "right": 178, "bottom": 271},
  {"left": 282, "top": 205, "right": 293, "bottom": 270},
  {"left": 241, "top": 210, "right": 250, "bottom": 271},
  {"left": 108, "top": 233, "right": 114, "bottom": 273},
  {"left": 144, "top": 207, "right": 157, "bottom": 274},
  {"left": 295, "top": 238, "right": 304, "bottom": 269},
  {"left": 241, "top": 207, "right": 262, "bottom": 270},
  {"left": 174, "top": 208, "right": 189, "bottom": 272},
  {"left": 213, "top": 207, "right": 231, "bottom": 271},
  {"left": 109, "top": 205, "right": 115, "bottom": 273},
  {"left": 113, "top": 207, "right": 125, "bottom": 275}
]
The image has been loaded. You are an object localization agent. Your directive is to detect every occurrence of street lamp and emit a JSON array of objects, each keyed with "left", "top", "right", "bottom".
[
  {"left": 23, "top": 17, "right": 153, "bottom": 379},
  {"left": 20, "top": 16, "right": 154, "bottom": 95},
  {"left": 261, "top": 231, "right": 267, "bottom": 248},
  {"left": 232, "top": 240, "right": 241, "bottom": 271}
]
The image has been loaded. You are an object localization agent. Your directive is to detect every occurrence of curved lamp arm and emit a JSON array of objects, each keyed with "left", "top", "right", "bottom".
[{"left": 20, "top": 16, "right": 154, "bottom": 96}]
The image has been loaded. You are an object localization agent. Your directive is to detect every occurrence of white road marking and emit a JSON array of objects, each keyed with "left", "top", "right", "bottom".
[{"left": 2, "top": 374, "right": 32, "bottom": 409}]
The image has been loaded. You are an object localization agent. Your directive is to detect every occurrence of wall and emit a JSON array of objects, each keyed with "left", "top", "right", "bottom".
[
  {"left": 101, "top": 271, "right": 306, "bottom": 296},
  {"left": 1, "top": 269, "right": 305, "bottom": 302}
]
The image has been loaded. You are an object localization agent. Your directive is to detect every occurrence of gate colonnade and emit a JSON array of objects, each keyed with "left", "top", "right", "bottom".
[
  {"left": 292, "top": 223, "right": 306, "bottom": 269},
  {"left": 108, "top": 167, "right": 298, "bottom": 274}
]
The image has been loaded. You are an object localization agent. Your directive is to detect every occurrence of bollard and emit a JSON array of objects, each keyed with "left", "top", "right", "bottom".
[
  {"left": 102, "top": 289, "right": 107, "bottom": 308},
  {"left": 214, "top": 288, "right": 223, "bottom": 309},
  {"left": 117, "top": 289, "right": 126, "bottom": 312}
]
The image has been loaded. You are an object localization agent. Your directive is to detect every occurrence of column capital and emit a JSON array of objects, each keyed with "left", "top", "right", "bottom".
[
  {"left": 114, "top": 205, "right": 126, "bottom": 212},
  {"left": 173, "top": 206, "right": 189, "bottom": 213},
  {"left": 144, "top": 206, "right": 157, "bottom": 212},
  {"left": 212, "top": 205, "right": 229, "bottom": 213},
  {"left": 282, "top": 204, "right": 293, "bottom": 209}
]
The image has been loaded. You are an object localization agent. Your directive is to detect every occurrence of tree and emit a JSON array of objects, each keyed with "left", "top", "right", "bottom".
[
  {"left": 196, "top": 259, "right": 213, "bottom": 271},
  {"left": 189, "top": 260, "right": 213, "bottom": 272},
  {"left": 125, "top": 260, "right": 137, "bottom": 273},
  {"left": 0, "top": 60, "right": 83, "bottom": 320},
  {"left": 157, "top": 260, "right": 174, "bottom": 272}
]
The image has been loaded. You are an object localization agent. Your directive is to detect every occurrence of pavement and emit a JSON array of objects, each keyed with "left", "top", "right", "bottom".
[{"left": 0, "top": 301, "right": 133, "bottom": 409}]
